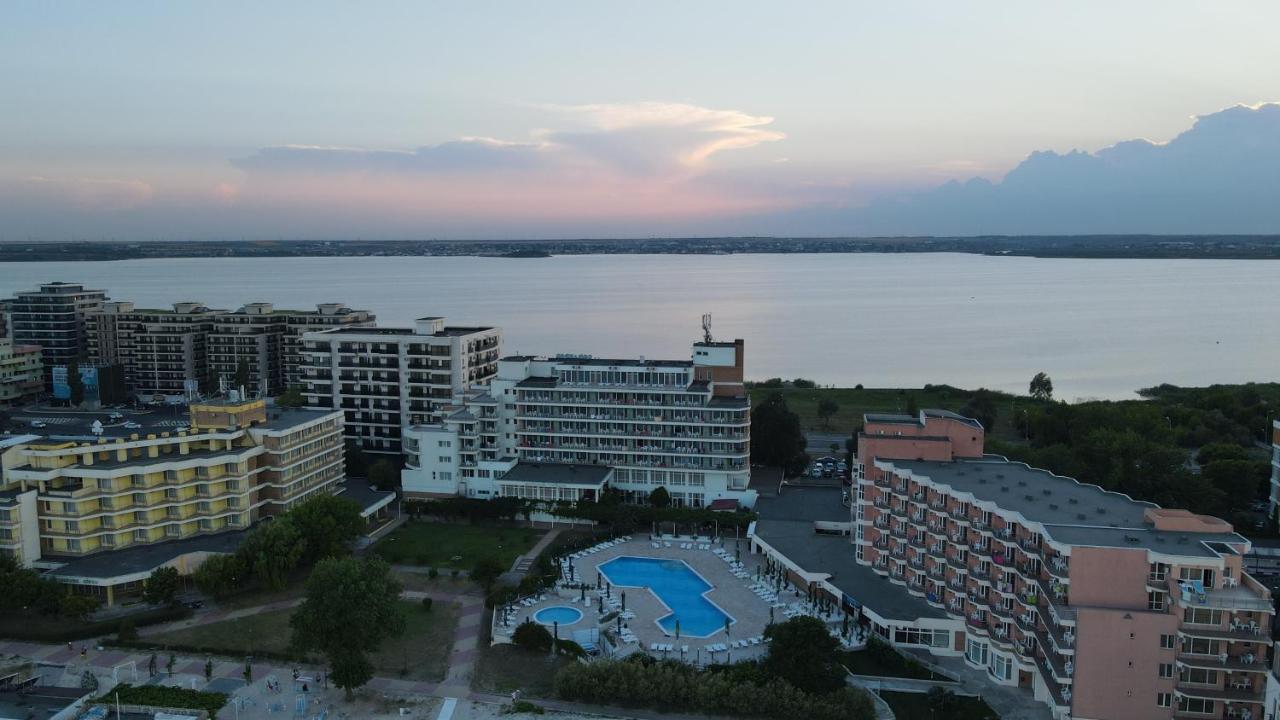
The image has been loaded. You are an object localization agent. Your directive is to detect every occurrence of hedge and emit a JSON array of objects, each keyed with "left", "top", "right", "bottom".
[
  {"left": 0, "top": 604, "right": 192, "bottom": 643},
  {"left": 554, "top": 658, "right": 875, "bottom": 720},
  {"left": 98, "top": 683, "right": 227, "bottom": 716}
]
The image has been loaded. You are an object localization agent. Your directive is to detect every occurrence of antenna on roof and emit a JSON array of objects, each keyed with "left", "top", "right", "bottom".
[{"left": 701, "top": 313, "right": 713, "bottom": 343}]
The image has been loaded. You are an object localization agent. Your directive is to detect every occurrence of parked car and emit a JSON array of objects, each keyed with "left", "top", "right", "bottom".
[
  {"left": 29, "top": 420, "right": 47, "bottom": 428},
  {"left": 810, "top": 464, "right": 824, "bottom": 479}
]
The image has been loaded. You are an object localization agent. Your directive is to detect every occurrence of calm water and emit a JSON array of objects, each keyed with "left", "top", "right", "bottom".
[
  {"left": 599, "top": 555, "right": 731, "bottom": 637},
  {"left": 0, "top": 253, "right": 1275, "bottom": 400}
]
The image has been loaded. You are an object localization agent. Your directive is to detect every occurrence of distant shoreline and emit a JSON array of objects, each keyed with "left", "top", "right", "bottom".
[{"left": 2, "top": 235, "right": 1279, "bottom": 262}]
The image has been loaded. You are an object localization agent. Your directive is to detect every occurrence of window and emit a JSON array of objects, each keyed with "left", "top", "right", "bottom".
[
  {"left": 134, "top": 511, "right": 147, "bottom": 523},
  {"left": 1177, "top": 697, "right": 1214, "bottom": 714},
  {"left": 1180, "top": 637, "right": 1221, "bottom": 655},
  {"left": 1158, "top": 663, "right": 1173, "bottom": 678},
  {"left": 165, "top": 488, "right": 178, "bottom": 499},
  {"left": 68, "top": 539, "right": 81, "bottom": 551},
  {"left": 1183, "top": 608, "right": 1222, "bottom": 625},
  {"left": 132, "top": 492, "right": 145, "bottom": 505},
  {"left": 988, "top": 654, "right": 1012, "bottom": 681},
  {"left": 1179, "top": 667, "right": 1218, "bottom": 685},
  {"left": 1148, "top": 590, "right": 1166, "bottom": 611},
  {"left": 97, "top": 478, "right": 113, "bottom": 490},
  {"left": 894, "top": 628, "right": 950, "bottom": 647},
  {"left": 227, "top": 497, "right": 240, "bottom": 508},
  {"left": 1160, "top": 634, "right": 1176, "bottom": 650},
  {"left": 134, "top": 529, "right": 148, "bottom": 541},
  {"left": 1156, "top": 692, "right": 1172, "bottom": 707},
  {"left": 165, "top": 525, "right": 180, "bottom": 537},
  {"left": 1149, "top": 562, "right": 1169, "bottom": 581}
]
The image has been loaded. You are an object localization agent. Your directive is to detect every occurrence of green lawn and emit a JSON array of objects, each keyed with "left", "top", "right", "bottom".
[
  {"left": 880, "top": 690, "right": 1000, "bottom": 720},
  {"left": 393, "top": 570, "right": 475, "bottom": 594},
  {"left": 472, "top": 643, "right": 573, "bottom": 697},
  {"left": 839, "top": 648, "right": 947, "bottom": 680},
  {"left": 147, "top": 607, "right": 297, "bottom": 657},
  {"left": 748, "top": 386, "right": 1030, "bottom": 442},
  {"left": 373, "top": 522, "right": 544, "bottom": 569},
  {"left": 146, "top": 600, "right": 458, "bottom": 681}
]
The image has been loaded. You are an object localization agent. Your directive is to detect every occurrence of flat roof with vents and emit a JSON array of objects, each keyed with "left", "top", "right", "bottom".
[{"left": 879, "top": 457, "right": 1247, "bottom": 556}]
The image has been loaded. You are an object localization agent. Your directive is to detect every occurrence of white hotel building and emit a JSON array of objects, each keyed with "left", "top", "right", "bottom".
[{"left": 401, "top": 339, "right": 755, "bottom": 509}]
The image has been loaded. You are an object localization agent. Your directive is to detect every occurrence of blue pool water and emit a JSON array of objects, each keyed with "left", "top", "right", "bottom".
[
  {"left": 534, "top": 606, "right": 584, "bottom": 626},
  {"left": 598, "top": 556, "right": 733, "bottom": 637}
]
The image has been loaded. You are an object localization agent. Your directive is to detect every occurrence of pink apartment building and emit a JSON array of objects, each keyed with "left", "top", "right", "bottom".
[{"left": 853, "top": 409, "right": 1273, "bottom": 720}]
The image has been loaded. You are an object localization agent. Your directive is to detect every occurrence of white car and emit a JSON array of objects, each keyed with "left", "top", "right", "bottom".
[
  {"left": 123, "top": 421, "right": 143, "bottom": 429},
  {"left": 29, "top": 420, "right": 47, "bottom": 428}
]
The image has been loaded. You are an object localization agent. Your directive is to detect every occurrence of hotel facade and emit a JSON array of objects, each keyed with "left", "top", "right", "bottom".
[
  {"left": 0, "top": 339, "right": 44, "bottom": 408},
  {"left": 300, "top": 317, "right": 502, "bottom": 454},
  {"left": 401, "top": 339, "right": 754, "bottom": 509},
  {"left": 88, "top": 301, "right": 226, "bottom": 399},
  {"left": 751, "top": 409, "right": 1272, "bottom": 720},
  {"left": 0, "top": 399, "right": 345, "bottom": 602}
]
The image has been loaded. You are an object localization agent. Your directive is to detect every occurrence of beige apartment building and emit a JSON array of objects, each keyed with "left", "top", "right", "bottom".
[
  {"left": 301, "top": 317, "right": 501, "bottom": 454},
  {"left": 88, "top": 301, "right": 226, "bottom": 399},
  {"left": 207, "top": 302, "right": 375, "bottom": 397},
  {"left": 0, "top": 339, "right": 44, "bottom": 407},
  {"left": 0, "top": 398, "right": 345, "bottom": 602}
]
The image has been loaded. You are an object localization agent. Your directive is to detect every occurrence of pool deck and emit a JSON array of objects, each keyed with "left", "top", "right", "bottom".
[{"left": 495, "top": 535, "right": 847, "bottom": 665}]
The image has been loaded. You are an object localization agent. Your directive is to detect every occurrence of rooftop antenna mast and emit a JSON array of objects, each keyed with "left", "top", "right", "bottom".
[{"left": 701, "top": 313, "right": 713, "bottom": 344}]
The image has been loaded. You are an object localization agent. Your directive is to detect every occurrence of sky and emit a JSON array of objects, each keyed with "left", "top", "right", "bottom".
[{"left": 3, "top": 1, "right": 1280, "bottom": 239}]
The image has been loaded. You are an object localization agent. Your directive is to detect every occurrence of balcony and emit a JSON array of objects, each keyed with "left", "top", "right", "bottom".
[
  {"left": 1169, "top": 577, "right": 1274, "bottom": 613},
  {"left": 1173, "top": 684, "right": 1263, "bottom": 704}
]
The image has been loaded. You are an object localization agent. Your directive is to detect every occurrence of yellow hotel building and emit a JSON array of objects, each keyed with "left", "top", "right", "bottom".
[{"left": 0, "top": 399, "right": 347, "bottom": 602}]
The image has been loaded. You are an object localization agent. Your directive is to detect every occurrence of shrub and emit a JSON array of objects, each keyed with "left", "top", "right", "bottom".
[
  {"left": 421, "top": 597, "right": 433, "bottom": 612},
  {"left": 427, "top": 567, "right": 439, "bottom": 579},
  {"left": 116, "top": 619, "right": 137, "bottom": 643},
  {"left": 97, "top": 683, "right": 227, "bottom": 717},
  {"left": 512, "top": 620, "right": 553, "bottom": 652},
  {"left": 507, "top": 700, "right": 545, "bottom": 714}
]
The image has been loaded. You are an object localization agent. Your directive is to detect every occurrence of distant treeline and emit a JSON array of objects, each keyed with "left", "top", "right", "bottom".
[{"left": 4, "top": 235, "right": 1280, "bottom": 262}]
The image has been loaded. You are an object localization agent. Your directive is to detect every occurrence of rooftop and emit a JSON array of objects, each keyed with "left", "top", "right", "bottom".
[
  {"left": 311, "top": 324, "right": 495, "bottom": 338},
  {"left": 336, "top": 477, "right": 397, "bottom": 518},
  {"left": 45, "top": 529, "right": 247, "bottom": 583},
  {"left": 883, "top": 457, "right": 1248, "bottom": 556},
  {"left": 3, "top": 404, "right": 335, "bottom": 443},
  {"left": 0, "top": 687, "right": 91, "bottom": 720},
  {"left": 753, "top": 485, "right": 946, "bottom": 621},
  {"left": 865, "top": 408, "right": 985, "bottom": 430},
  {"left": 499, "top": 462, "right": 612, "bottom": 487}
]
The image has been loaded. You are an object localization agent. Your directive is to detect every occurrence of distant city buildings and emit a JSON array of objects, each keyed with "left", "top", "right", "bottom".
[
  {"left": 7, "top": 282, "right": 107, "bottom": 385},
  {"left": 750, "top": 409, "right": 1274, "bottom": 720},
  {"left": 300, "top": 317, "right": 502, "bottom": 454},
  {"left": 401, "top": 338, "right": 753, "bottom": 509},
  {"left": 0, "top": 339, "right": 43, "bottom": 408},
  {"left": 208, "top": 302, "right": 376, "bottom": 397}
]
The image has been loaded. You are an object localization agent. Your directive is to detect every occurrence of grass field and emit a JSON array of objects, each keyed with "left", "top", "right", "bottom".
[
  {"left": 879, "top": 690, "right": 1000, "bottom": 719},
  {"left": 373, "top": 521, "right": 544, "bottom": 569},
  {"left": 147, "top": 600, "right": 458, "bottom": 681},
  {"left": 839, "top": 648, "right": 947, "bottom": 680},
  {"left": 147, "top": 607, "right": 297, "bottom": 656},
  {"left": 748, "top": 385, "right": 1030, "bottom": 442},
  {"left": 472, "top": 643, "right": 573, "bottom": 696}
]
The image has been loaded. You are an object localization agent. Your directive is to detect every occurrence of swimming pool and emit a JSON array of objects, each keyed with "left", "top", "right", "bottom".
[
  {"left": 534, "top": 606, "right": 584, "bottom": 626},
  {"left": 598, "top": 556, "right": 733, "bottom": 637}
]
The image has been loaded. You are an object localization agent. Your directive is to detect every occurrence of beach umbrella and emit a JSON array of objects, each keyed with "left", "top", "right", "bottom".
[
  {"left": 724, "top": 618, "right": 731, "bottom": 637},
  {"left": 580, "top": 586, "right": 586, "bottom": 602},
  {"left": 597, "top": 572, "right": 601, "bottom": 589},
  {"left": 617, "top": 616, "right": 622, "bottom": 632},
  {"left": 621, "top": 591, "right": 626, "bottom": 612},
  {"left": 675, "top": 620, "right": 681, "bottom": 641},
  {"left": 598, "top": 596, "right": 604, "bottom": 614},
  {"left": 606, "top": 583, "right": 611, "bottom": 599},
  {"left": 769, "top": 607, "right": 774, "bottom": 624}
]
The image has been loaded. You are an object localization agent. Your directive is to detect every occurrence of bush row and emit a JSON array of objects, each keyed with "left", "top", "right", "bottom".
[
  {"left": 0, "top": 604, "right": 192, "bottom": 643},
  {"left": 554, "top": 658, "right": 875, "bottom": 720}
]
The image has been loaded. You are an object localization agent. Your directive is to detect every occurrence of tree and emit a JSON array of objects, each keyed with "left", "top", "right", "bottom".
[
  {"left": 368, "top": 459, "right": 398, "bottom": 489},
  {"left": 240, "top": 517, "right": 307, "bottom": 591},
  {"left": 927, "top": 686, "right": 958, "bottom": 714},
  {"left": 290, "top": 556, "right": 406, "bottom": 700},
  {"left": 1030, "top": 372, "right": 1054, "bottom": 401},
  {"left": 648, "top": 486, "right": 671, "bottom": 508},
  {"left": 512, "top": 620, "right": 554, "bottom": 652},
  {"left": 59, "top": 594, "right": 99, "bottom": 620},
  {"left": 275, "top": 385, "right": 306, "bottom": 408},
  {"left": 192, "top": 553, "right": 246, "bottom": 599},
  {"left": 471, "top": 557, "right": 506, "bottom": 592},
  {"left": 289, "top": 495, "right": 364, "bottom": 563},
  {"left": 762, "top": 616, "right": 845, "bottom": 695},
  {"left": 67, "top": 359, "right": 85, "bottom": 406},
  {"left": 143, "top": 566, "right": 181, "bottom": 605},
  {"left": 959, "top": 389, "right": 999, "bottom": 431},
  {"left": 204, "top": 659, "right": 214, "bottom": 682},
  {"left": 792, "top": 378, "right": 816, "bottom": 389},
  {"left": 233, "top": 359, "right": 251, "bottom": 393},
  {"left": 904, "top": 393, "right": 919, "bottom": 417},
  {"left": 816, "top": 398, "right": 839, "bottom": 428},
  {"left": 751, "top": 393, "right": 808, "bottom": 475}
]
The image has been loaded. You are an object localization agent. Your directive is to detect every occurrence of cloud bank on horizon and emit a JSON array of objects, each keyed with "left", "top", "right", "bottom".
[{"left": 3, "top": 101, "right": 1280, "bottom": 239}]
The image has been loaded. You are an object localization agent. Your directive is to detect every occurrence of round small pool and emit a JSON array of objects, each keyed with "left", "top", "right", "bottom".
[{"left": 534, "top": 606, "right": 584, "bottom": 626}]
